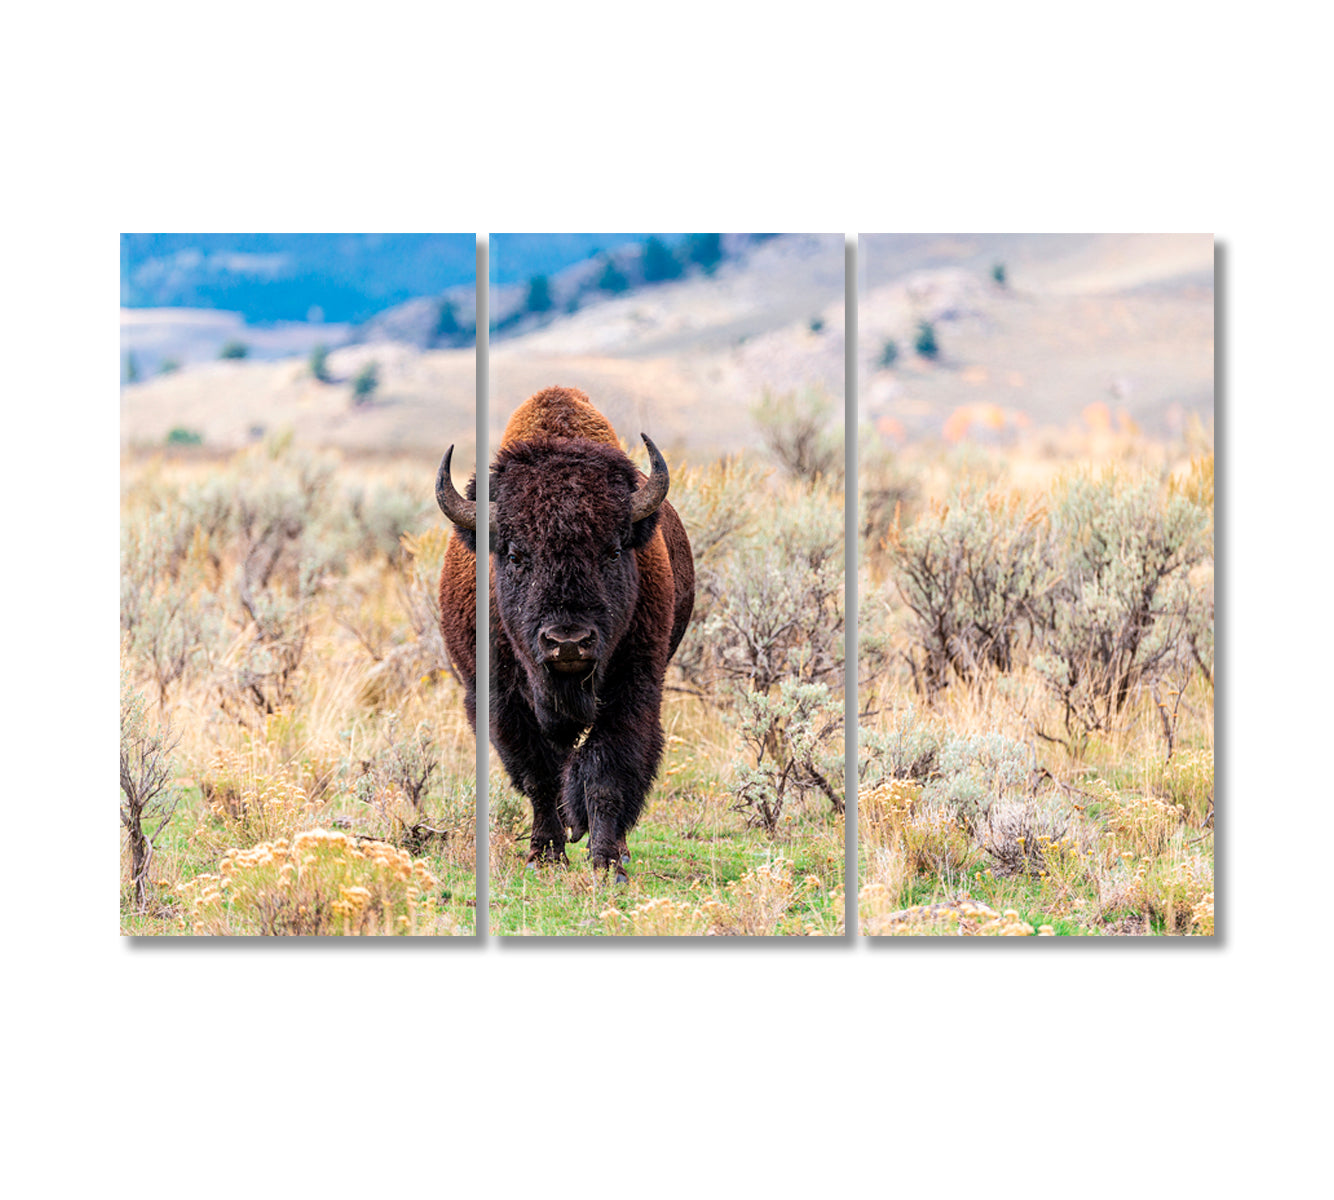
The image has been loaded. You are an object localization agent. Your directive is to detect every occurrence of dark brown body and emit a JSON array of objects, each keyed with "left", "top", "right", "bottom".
[{"left": 438, "top": 386, "right": 694, "bottom": 874}]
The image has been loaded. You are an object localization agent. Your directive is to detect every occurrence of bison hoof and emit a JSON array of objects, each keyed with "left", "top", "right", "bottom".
[
  {"left": 590, "top": 850, "right": 630, "bottom": 883},
  {"left": 526, "top": 843, "right": 568, "bottom": 868}
]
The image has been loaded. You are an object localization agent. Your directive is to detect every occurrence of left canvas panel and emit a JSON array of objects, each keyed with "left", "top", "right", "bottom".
[{"left": 120, "top": 233, "right": 479, "bottom": 936}]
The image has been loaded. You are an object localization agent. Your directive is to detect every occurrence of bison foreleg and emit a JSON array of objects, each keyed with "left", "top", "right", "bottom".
[
  {"left": 564, "top": 718, "right": 664, "bottom": 882},
  {"left": 527, "top": 794, "right": 569, "bottom": 867},
  {"left": 491, "top": 695, "right": 572, "bottom": 868},
  {"left": 557, "top": 787, "right": 588, "bottom": 844}
]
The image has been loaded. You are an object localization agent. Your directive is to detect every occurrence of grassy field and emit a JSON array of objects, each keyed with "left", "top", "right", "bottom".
[
  {"left": 857, "top": 416, "right": 1214, "bottom": 936},
  {"left": 120, "top": 405, "right": 850, "bottom": 937},
  {"left": 120, "top": 440, "right": 477, "bottom": 935},
  {"left": 488, "top": 696, "right": 845, "bottom": 937},
  {"left": 488, "top": 413, "right": 850, "bottom": 936}
]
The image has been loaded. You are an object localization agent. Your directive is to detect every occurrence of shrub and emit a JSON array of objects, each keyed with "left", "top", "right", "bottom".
[
  {"left": 974, "top": 796, "right": 1069, "bottom": 876},
  {"left": 124, "top": 351, "right": 140, "bottom": 383},
  {"left": 121, "top": 439, "right": 425, "bottom": 717},
  {"left": 345, "top": 717, "right": 447, "bottom": 852},
  {"left": 752, "top": 387, "right": 843, "bottom": 485},
  {"left": 351, "top": 526, "right": 451, "bottom": 699},
  {"left": 698, "top": 486, "right": 844, "bottom": 693},
  {"left": 525, "top": 274, "right": 552, "bottom": 313},
  {"left": 642, "top": 236, "right": 683, "bottom": 283},
  {"left": 666, "top": 456, "right": 766, "bottom": 692},
  {"left": 914, "top": 321, "right": 939, "bottom": 360},
  {"left": 730, "top": 680, "right": 844, "bottom": 832},
  {"left": 1154, "top": 747, "right": 1214, "bottom": 826},
  {"left": 120, "top": 672, "right": 180, "bottom": 910},
  {"left": 159, "top": 358, "right": 181, "bottom": 375},
  {"left": 120, "top": 511, "right": 223, "bottom": 704},
  {"left": 219, "top": 340, "right": 248, "bottom": 360},
  {"left": 885, "top": 488, "right": 1055, "bottom": 693},
  {"left": 923, "top": 729, "right": 1036, "bottom": 832},
  {"left": 666, "top": 456, "right": 766, "bottom": 568},
  {"left": 181, "top": 830, "right": 446, "bottom": 935},
  {"left": 809, "top": 316, "right": 825, "bottom": 334},
  {"left": 991, "top": 262, "right": 1008, "bottom": 287},
  {"left": 490, "top": 785, "right": 527, "bottom": 839},
  {"left": 686, "top": 233, "right": 723, "bottom": 273},
  {"left": 596, "top": 256, "right": 629, "bottom": 293},
  {"left": 434, "top": 299, "right": 461, "bottom": 337},
  {"left": 1032, "top": 471, "right": 1211, "bottom": 740},
  {"left": 223, "top": 445, "right": 349, "bottom": 713},
  {"left": 192, "top": 749, "right": 328, "bottom": 856},
  {"left": 862, "top": 780, "right": 976, "bottom": 881},
  {"left": 309, "top": 343, "right": 331, "bottom": 382},
  {"left": 1191, "top": 891, "right": 1214, "bottom": 936},
  {"left": 1102, "top": 787, "right": 1184, "bottom": 858},
  {"left": 857, "top": 427, "right": 916, "bottom": 553},
  {"left": 345, "top": 481, "right": 426, "bottom": 564},
  {"left": 878, "top": 339, "right": 899, "bottom": 368},
  {"left": 351, "top": 361, "right": 379, "bottom": 404},
  {"left": 1112, "top": 849, "right": 1213, "bottom": 934},
  {"left": 857, "top": 705, "right": 943, "bottom": 790},
  {"left": 165, "top": 427, "right": 203, "bottom": 447}
]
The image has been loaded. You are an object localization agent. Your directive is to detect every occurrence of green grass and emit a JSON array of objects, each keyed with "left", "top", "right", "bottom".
[{"left": 489, "top": 778, "right": 844, "bottom": 937}]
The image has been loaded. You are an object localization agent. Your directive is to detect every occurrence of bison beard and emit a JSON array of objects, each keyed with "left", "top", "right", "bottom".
[{"left": 436, "top": 387, "right": 694, "bottom": 881}]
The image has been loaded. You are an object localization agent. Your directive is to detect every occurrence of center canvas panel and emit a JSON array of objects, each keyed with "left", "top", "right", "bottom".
[{"left": 482, "top": 234, "right": 847, "bottom": 936}]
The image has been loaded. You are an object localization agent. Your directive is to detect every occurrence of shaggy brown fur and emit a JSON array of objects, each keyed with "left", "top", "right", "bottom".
[
  {"left": 437, "top": 385, "right": 695, "bottom": 877},
  {"left": 500, "top": 385, "right": 694, "bottom": 654},
  {"left": 501, "top": 385, "right": 620, "bottom": 448}
]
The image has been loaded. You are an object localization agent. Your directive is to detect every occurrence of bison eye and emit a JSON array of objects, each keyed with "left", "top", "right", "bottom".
[
  {"left": 609, "top": 547, "right": 622, "bottom": 562},
  {"left": 506, "top": 548, "right": 525, "bottom": 568}
]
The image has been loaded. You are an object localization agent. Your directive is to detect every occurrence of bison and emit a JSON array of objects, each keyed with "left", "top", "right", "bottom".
[{"left": 435, "top": 386, "right": 695, "bottom": 880}]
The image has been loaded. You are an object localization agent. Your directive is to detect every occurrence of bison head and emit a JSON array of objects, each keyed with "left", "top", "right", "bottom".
[{"left": 435, "top": 434, "right": 670, "bottom": 735}]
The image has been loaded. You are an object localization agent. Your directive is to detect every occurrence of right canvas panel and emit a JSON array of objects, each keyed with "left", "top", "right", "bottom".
[{"left": 857, "top": 233, "right": 1215, "bottom": 937}]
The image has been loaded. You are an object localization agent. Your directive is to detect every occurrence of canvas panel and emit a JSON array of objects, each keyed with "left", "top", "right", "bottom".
[
  {"left": 485, "top": 233, "right": 848, "bottom": 937},
  {"left": 856, "top": 233, "right": 1215, "bottom": 938},
  {"left": 119, "top": 232, "right": 480, "bottom": 936}
]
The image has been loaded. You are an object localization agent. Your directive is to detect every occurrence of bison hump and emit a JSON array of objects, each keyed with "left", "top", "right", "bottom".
[{"left": 501, "top": 386, "right": 620, "bottom": 449}]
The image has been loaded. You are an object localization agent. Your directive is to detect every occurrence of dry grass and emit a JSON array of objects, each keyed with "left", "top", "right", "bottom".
[
  {"left": 858, "top": 424, "right": 1214, "bottom": 937},
  {"left": 120, "top": 444, "right": 477, "bottom": 935}
]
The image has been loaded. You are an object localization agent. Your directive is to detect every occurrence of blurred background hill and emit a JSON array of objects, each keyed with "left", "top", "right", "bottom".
[
  {"left": 488, "top": 232, "right": 844, "bottom": 459},
  {"left": 859, "top": 232, "right": 1213, "bottom": 443},
  {"left": 121, "top": 232, "right": 1213, "bottom": 462},
  {"left": 120, "top": 233, "right": 479, "bottom": 464}
]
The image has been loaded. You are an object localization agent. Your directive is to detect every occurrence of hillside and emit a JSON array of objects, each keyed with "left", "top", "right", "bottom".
[
  {"left": 121, "top": 234, "right": 845, "bottom": 460},
  {"left": 859, "top": 232, "right": 1214, "bottom": 439},
  {"left": 488, "top": 233, "right": 845, "bottom": 457},
  {"left": 121, "top": 233, "right": 1213, "bottom": 460},
  {"left": 120, "top": 342, "right": 478, "bottom": 470}
]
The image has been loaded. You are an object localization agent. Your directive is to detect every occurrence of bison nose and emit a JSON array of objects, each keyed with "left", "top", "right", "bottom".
[{"left": 538, "top": 624, "right": 598, "bottom": 662}]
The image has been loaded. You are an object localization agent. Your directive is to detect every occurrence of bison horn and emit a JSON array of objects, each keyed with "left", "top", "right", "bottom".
[
  {"left": 435, "top": 446, "right": 477, "bottom": 531},
  {"left": 630, "top": 433, "right": 670, "bottom": 522}
]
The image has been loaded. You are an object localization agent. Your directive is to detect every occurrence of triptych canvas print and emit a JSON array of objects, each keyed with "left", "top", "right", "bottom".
[{"left": 120, "top": 232, "right": 1214, "bottom": 938}]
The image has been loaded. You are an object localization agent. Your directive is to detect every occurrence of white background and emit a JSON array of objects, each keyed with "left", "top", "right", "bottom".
[{"left": 8, "top": 3, "right": 1324, "bottom": 1196}]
